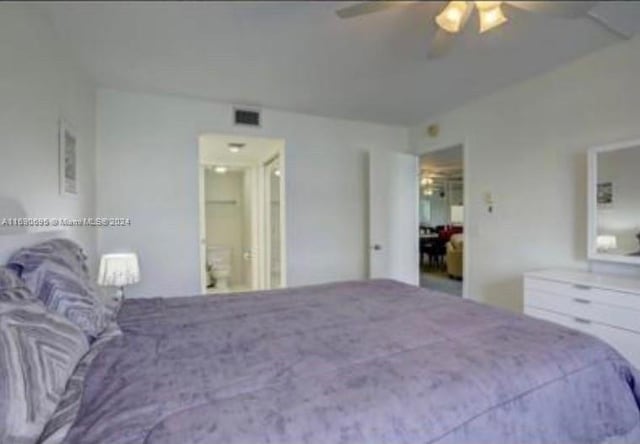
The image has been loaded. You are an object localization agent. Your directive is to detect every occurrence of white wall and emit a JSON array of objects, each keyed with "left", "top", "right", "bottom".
[
  {"left": 410, "top": 36, "right": 640, "bottom": 312},
  {"left": 96, "top": 88, "right": 408, "bottom": 298},
  {"left": 0, "top": 4, "right": 97, "bottom": 265}
]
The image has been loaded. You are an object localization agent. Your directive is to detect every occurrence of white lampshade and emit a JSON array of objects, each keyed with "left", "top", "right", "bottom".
[
  {"left": 596, "top": 235, "right": 617, "bottom": 252},
  {"left": 451, "top": 205, "right": 464, "bottom": 225},
  {"left": 98, "top": 253, "right": 140, "bottom": 287}
]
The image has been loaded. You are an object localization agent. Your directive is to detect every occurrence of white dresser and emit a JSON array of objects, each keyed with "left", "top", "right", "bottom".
[{"left": 524, "top": 269, "right": 640, "bottom": 369}]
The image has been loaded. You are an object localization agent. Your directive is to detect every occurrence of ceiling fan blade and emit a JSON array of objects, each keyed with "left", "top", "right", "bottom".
[
  {"left": 505, "top": 1, "right": 596, "bottom": 18},
  {"left": 335, "top": 1, "right": 413, "bottom": 19},
  {"left": 427, "top": 29, "right": 456, "bottom": 59},
  {"left": 586, "top": 2, "right": 640, "bottom": 39}
]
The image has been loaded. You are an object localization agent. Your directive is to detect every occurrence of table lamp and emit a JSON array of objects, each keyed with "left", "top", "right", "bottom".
[
  {"left": 596, "top": 235, "right": 617, "bottom": 253},
  {"left": 98, "top": 253, "right": 140, "bottom": 299}
]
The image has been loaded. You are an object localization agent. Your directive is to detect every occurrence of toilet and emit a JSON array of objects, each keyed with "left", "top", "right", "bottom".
[{"left": 207, "top": 245, "right": 232, "bottom": 291}]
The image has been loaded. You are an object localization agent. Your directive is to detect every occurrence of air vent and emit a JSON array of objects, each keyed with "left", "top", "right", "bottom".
[{"left": 233, "top": 108, "right": 261, "bottom": 127}]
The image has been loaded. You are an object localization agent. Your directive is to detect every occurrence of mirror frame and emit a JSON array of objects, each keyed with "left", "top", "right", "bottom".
[{"left": 587, "top": 137, "right": 640, "bottom": 265}]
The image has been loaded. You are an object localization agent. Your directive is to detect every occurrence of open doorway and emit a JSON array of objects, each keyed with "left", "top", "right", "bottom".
[
  {"left": 198, "top": 134, "right": 285, "bottom": 294},
  {"left": 419, "top": 145, "right": 464, "bottom": 296}
]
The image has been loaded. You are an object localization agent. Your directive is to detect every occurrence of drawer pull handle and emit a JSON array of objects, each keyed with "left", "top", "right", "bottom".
[
  {"left": 573, "top": 284, "right": 591, "bottom": 291},
  {"left": 574, "top": 317, "right": 591, "bottom": 325},
  {"left": 573, "top": 297, "right": 591, "bottom": 304}
]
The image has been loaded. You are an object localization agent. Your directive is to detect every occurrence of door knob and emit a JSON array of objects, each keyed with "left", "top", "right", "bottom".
[{"left": 371, "top": 244, "right": 382, "bottom": 251}]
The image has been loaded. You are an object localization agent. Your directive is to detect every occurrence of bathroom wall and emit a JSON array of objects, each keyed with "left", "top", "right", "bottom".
[{"left": 204, "top": 170, "right": 246, "bottom": 287}]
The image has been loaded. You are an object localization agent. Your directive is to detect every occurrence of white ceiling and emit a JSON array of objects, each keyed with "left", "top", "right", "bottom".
[
  {"left": 421, "top": 145, "right": 463, "bottom": 180},
  {"left": 421, "top": 145, "right": 462, "bottom": 171},
  {"left": 199, "top": 134, "right": 283, "bottom": 166},
  {"left": 39, "top": 1, "right": 631, "bottom": 125}
]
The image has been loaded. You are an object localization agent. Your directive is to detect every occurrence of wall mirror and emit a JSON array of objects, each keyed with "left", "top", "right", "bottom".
[{"left": 588, "top": 139, "right": 640, "bottom": 265}]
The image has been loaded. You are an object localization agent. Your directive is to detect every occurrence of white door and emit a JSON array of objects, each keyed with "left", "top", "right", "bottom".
[
  {"left": 263, "top": 155, "right": 283, "bottom": 289},
  {"left": 241, "top": 168, "right": 257, "bottom": 290},
  {"left": 198, "top": 165, "right": 208, "bottom": 293},
  {"left": 369, "top": 150, "right": 419, "bottom": 285}
]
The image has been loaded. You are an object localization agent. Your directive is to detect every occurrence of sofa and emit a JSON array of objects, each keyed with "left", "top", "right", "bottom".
[{"left": 446, "top": 233, "right": 463, "bottom": 279}]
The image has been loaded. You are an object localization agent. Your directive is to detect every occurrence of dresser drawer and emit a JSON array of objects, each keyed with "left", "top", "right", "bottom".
[
  {"left": 525, "top": 306, "right": 583, "bottom": 330},
  {"left": 525, "top": 288, "right": 640, "bottom": 334},
  {"left": 525, "top": 307, "right": 640, "bottom": 369},
  {"left": 525, "top": 277, "right": 640, "bottom": 312}
]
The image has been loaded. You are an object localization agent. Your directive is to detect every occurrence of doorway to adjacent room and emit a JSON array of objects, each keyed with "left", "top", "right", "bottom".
[
  {"left": 198, "top": 134, "right": 286, "bottom": 294},
  {"left": 418, "top": 145, "right": 465, "bottom": 296}
]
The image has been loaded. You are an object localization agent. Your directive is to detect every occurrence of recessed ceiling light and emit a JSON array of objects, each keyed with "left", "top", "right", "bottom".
[
  {"left": 228, "top": 142, "right": 245, "bottom": 153},
  {"left": 214, "top": 166, "right": 228, "bottom": 174}
]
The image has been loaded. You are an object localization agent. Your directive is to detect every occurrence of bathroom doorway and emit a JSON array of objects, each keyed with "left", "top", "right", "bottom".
[
  {"left": 198, "top": 134, "right": 286, "bottom": 294},
  {"left": 203, "top": 166, "right": 253, "bottom": 293}
]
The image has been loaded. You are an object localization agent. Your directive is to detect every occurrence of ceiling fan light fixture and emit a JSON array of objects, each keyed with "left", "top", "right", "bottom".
[
  {"left": 478, "top": 4, "right": 507, "bottom": 33},
  {"left": 474, "top": 1, "right": 502, "bottom": 11},
  {"left": 435, "top": 1, "right": 470, "bottom": 34}
]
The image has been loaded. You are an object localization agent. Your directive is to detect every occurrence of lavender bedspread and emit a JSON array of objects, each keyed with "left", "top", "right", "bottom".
[{"left": 62, "top": 280, "right": 640, "bottom": 444}]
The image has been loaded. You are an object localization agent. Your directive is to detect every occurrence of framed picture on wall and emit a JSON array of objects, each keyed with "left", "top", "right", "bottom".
[
  {"left": 597, "top": 182, "right": 613, "bottom": 207},
  {"left": 59, "top": 118, "right": 78, "bottom": 195}
]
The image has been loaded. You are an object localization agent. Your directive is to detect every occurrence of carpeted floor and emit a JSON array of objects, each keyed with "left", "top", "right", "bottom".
[{"left": 420, "top": 270, "right": 463, "bottom": 296}]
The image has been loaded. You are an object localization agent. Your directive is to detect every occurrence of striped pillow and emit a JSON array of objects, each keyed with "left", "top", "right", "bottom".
[
  {"left": 37, "top": 323, "right": 122, "bottom": 444},
  {"left": 9, "top": 239, "right": 110, "bottom": 340},
  {"left": 8, "top": 239, "right": 89, "bottom": 281},
  {"left": 0, "top": 266, "right": 26, "bottom": 291},
  {"left": 20, "top": 259, "right": 110, "bottom": 340},
  {"left": 0, "top": 286, "right": 37, "bottom": 303},
  {"left": 0, "top": 297, "right": 89, "bottom": 444}
]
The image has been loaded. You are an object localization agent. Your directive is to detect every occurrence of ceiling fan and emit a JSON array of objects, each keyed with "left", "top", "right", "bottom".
[{"left": 335, "top": 1, "right": 633, "bottom": 59}]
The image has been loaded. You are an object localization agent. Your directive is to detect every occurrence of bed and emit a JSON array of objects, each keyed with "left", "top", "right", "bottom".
[
  {"left": 63, "top": 280, "right": 640, "bottom": 443},
  {"left": 2, "top": 238, "right": 639, "bottom": 444}
]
